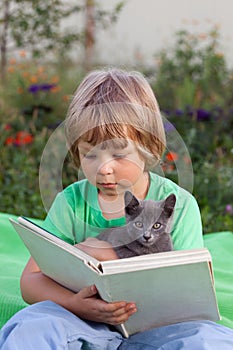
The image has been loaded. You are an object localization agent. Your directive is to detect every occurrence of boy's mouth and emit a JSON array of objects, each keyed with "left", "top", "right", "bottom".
[{"left": 98, "top": 182, "right": 117, "bottom": 189}]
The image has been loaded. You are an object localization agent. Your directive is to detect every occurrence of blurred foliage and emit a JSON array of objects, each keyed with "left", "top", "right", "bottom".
[
  {"left": 0, "top": 56, "right": 82, "bottom": 219},
  {"left": 0, "top": 0, "right": 125, "bottom": 79},
  {"left": 150, "top": 26, "right": 233, "bottom": 233},
  {"left": 0, "top": 25, "right": 233, "bottom": 234},
  {"left": 152, "top": 26, "right": 229, "bottom": 110}
]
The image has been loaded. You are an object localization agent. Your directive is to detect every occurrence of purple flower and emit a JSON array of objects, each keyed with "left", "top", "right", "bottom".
[
  {"left": 28, "top": 83, "right": 56, "bottom": 94},
  {"left": 164, "top": 121, "right": 176, "bottom": 133},
  {"left": 175, "top": 109, "right": 184, "bottom": 116},
  {"left": 196, "top": 109, "right": 211, "bottom": 121},
  {"left": 28, "top": 84, "right": 40, "bottom": 93},
  {"left": 41, "top": 83, "right": 56, "bottom": 91},
  {"left": 162, "top": 109, "right": 172, "bottom": 116},
  {"left": 225, "top": 204, "right": 233, "bottom": 215}
]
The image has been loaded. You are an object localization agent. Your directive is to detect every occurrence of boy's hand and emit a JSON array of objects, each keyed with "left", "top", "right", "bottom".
[
  {"left": 68, "top": 284, "right": 137, "bottom": 325},
  {"left": 76, "top": 238, "right": 119, "bottom": 261}
]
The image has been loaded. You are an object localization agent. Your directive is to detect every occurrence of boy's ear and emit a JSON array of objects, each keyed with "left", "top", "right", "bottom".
[{"left": 124, "top": 191, "right": 142, "bottom": 217}]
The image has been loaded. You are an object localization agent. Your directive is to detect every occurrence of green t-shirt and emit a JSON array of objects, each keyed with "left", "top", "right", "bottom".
[{"left": 42, "top": 172, "right": 204, "bottom": 250}]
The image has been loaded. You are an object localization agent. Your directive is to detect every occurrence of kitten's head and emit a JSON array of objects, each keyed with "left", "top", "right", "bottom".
[{"left": 123, "top": 191, "right": 176, "bottom": 250}]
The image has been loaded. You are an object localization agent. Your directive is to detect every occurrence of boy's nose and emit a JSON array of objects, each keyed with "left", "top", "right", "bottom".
[{"left": 98, "top": 161, "right": 114, "bottom": 175}]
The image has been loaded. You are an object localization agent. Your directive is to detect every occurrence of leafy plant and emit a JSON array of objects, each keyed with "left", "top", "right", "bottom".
[{"left": 153, "top": 26, "right": 228, "bottom": 110}]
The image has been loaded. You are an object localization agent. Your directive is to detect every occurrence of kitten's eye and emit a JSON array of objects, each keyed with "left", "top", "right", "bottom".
[
  {"left": 153, "top": 222, "right": 161, "bottom": 229},
  {"left": 134, "top": 221, "right": 143, "bottom": 228}
]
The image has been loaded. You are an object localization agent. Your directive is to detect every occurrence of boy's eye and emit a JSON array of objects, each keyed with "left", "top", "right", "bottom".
[
  {"left": 134, "top": 221, "right": 143, "bottom": 228},
  {"left": 113, "top": 154, "right": 126, "bottom": 159},
  {"left": 83, "top": 154, "right": 96, "bottom": 159},
  {"left": 153, "top": 223, "right": 161, "bottom": 229}
]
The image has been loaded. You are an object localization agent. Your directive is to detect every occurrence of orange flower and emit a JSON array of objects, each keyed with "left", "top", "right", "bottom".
[
  {"left": 37, "top": 66, "right": 45, "bottom": 74},
  {"left": 7, "top": 66, "right": 15, "bottom": 73},
  {"left": 50, "top": 75, "right": 60, "bottom": 84},
  {"left": 166, "top": 152, "right": 178, "bottom": 162},
  {"left": 51, "top": 85, "right": 61, "bottom": 93},
  {"left": 9, "top": 58, "right": 17, "bottom": 65},
  {"left": 19, "top": 50, "right": 26, "bottom": 57},
  {"left": 30, "top": 75, "right": 38, "bottom": 83},
  {"left": 22, "top": 71, "right": 30, "bottom": 78},
  {"left": 17, "top": 87, "right": 24, "bottom": 94},
  {"left": 62, "top": 95, "right": 70, "bottom": 102}
]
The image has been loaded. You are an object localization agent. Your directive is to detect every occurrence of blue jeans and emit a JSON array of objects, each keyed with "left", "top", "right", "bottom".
[{"left": 1, "top": 301, "right": 233, "bottom": 349}]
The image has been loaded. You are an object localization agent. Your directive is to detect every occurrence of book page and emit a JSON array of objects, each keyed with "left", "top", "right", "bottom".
[{"left": 100, "top": 248, "right": 212, "bottom": 274}]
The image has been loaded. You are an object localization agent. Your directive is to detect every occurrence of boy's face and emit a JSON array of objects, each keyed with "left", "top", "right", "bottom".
[{"left": 78, "top": 139, "right": 146, "bottom": 199}]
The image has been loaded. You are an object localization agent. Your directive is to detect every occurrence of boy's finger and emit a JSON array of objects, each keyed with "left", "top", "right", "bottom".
[{"left": 78, "top": 285, "right": 98, "bottom": 299}]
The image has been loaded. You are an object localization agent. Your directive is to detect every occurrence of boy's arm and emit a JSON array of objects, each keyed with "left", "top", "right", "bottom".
[
  {"left": 20, "top": 256, "right": 137, "bottom": 325},
  {"left": 76, "top": 237, "right": 119, "bottom": 261}
]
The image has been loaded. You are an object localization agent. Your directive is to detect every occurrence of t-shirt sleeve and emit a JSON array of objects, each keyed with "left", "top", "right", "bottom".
[
  {"left": 171, "top": 193, "right": 204, "bottom": 250},
  {"left": 41, "top": 191, "right": 76, "bottom": 244}
]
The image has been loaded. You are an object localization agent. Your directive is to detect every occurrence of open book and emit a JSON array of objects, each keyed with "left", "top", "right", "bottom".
[{"left": 10, "top": 217, "right": 220, "bottom": 338}]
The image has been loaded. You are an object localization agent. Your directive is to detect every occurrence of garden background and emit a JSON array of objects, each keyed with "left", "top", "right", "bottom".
[{"left": 0, "top": 1, "right": 233, "bottom": 234}]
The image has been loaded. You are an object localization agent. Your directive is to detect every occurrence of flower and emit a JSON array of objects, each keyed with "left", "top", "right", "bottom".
[
  {"left": 5, "top": 136, "right": 15, "bottom": 146},
  {"left": 4, "top": 124, "right": 12, "bottom": 131},
  {"left": 15, "top": 131, "right": 33, "bottom": 145},
  {"left": 28, "top": 84, "right": 40, "bottom": 93},
  {"left": 164, "top": 121, "right": 175, "bottom": 133},
  {"left": 166, "top": 152, "right": 178, "bottom": 162},
  {"left": 30, "top": 75, "right": 38, "bottom": 84},
  {"left": 28, "top": 83, "right": 57, "bottom": 94},
  {"left": 50, "top": 75, "right": 60, "bottom": 84},
  {"left": 37, "top": 66, "right": 45, "bottom": 74},
  {"left": 19, "top": 50, "right": 26, "bottom": 57},
  {"left": 225, "top": 204, "right": 233, "bottom": 215},
  {"left": 17, "top": 87, "right": 24, "bottom": 94},
  {"left": 62, "top": 95, "right": 70, "bottom": 102},
  {"left": 9, "top": 58, "right": 17, "bottom": 65},
  {"left": 51, "top": 85, "right": 61, "bottom": 93},
  {"left": 196, "top": 109, "right": 211, "bottom": 121},
  {"left": 161, "top": 163, "right": 175, "bottom": 173},
  {"left": 175, "top": 109, "right": 184, "bottom": 116},
  {"left": 7, "top": 66, "right": 15, "bottom": 73},
  {"left": 5, "top": 131, "right": 33, "bottom": 146},
  {"left": 41, "top": 83, "right": 56, "bottom": 91}
]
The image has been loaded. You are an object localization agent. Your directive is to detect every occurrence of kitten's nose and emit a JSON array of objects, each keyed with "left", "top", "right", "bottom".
[{"left": 143, "top": 232, "right": 152, "bottom": 241}]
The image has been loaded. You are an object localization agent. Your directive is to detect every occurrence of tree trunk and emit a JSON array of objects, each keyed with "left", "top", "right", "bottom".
[
  {"left": 84, "top": 0, "right": 95, "bottom": 71},
  {"left": 0, "top": 0, "right": 10, "bottom": 82}
]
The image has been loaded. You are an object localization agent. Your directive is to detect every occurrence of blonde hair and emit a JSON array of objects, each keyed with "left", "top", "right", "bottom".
[{"left": 65, "top": 68, "right": 166, "bottom": 169}]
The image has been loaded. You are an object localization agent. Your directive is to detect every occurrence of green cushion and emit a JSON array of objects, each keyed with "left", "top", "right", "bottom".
[
  {"left": 0, "top": 213, "right": 42, "bottom": 328},
  {"left": 204, "top": 231, "right": 233, "bottom": 329},
  {"left": 0, "top": 212, "right": 233, "bottom": 330}
]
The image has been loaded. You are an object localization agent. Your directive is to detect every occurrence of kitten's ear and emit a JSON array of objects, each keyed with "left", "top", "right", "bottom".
[
  {"left": 124, "top": 191, "right": 141, "bottom": 217},
  {"left": 163, "top": 194, "right": 176, "bottom": 218}
]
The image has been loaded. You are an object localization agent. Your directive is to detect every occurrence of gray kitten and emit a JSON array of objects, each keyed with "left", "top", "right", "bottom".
[{"left": 97, "top": 191, "right": 176, "bottom": 259}]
